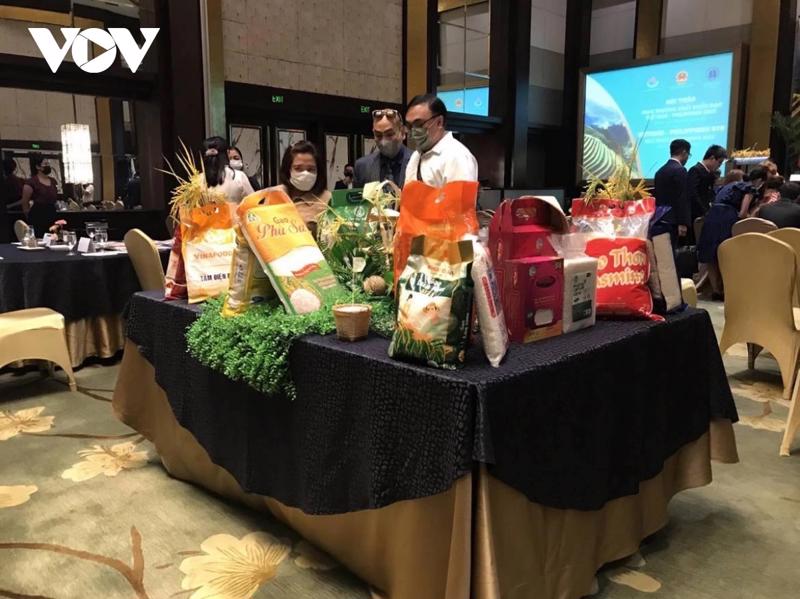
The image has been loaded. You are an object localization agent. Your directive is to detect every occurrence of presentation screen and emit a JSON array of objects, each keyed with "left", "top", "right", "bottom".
[
  {"left": 581, "top": 51, "right": 735, "bottom": 180},
  {"left": 439, "top": 86, "right": 490, "bottom": 117}
]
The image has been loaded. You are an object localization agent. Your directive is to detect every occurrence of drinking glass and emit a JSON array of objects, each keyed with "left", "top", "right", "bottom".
[
  {"left": 95, "top": 229, "right": 108, "bottom": 251},
  {"left": 23, "top": 227, "right": 36, "bottom": 248},
  {"left": 64, "top": 231, "right": 77, "bottom": 256}
]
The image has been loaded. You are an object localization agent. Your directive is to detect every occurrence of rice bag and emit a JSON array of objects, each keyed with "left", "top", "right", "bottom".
[
  {"left": 571, "top": 197, "right": 660, "bottom": 320},
  {"left": 164, "top": 225, "right": 187, "bottom": 300},
  {"left": 180, "top": 203, "right": 236, "bottom": 304},
  {"left": 552, "top": 233, "right": 598, "bottom": 333},
  {"left": 468, "top": 237, "right": 508, "bottom": 367},
  {"left": 389, "top": 235, "right": 474, "bottom": 370},
  {"left": 240, "top": 189, "right": 343, "bottom": 315},
  {"left": 221, "top": 193, "right": 275, "bottom": 317},
  {"left": 394, "top": 180, "right": 479, "bottom": 293}
]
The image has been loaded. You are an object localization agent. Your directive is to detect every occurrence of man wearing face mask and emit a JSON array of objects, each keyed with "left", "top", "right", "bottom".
[
  {"left": 335, "top": 164, "right": 355, "bottom": 190},
  {"left": 404, "top": 93, "right": 477, "bottom": 188},
  {"left": 354, "top": 109, "right": 413, "bottom": 188},
  {"left": 654, "top": 139, "right": 692, "bottom": 245},
  {"left": 21, "top": 153, "right": 59, "bottom": 236}
]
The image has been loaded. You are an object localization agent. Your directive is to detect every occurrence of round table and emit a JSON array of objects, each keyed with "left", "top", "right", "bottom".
[{"left": 0, "top": 243, "right": 167, "bottom": 366}]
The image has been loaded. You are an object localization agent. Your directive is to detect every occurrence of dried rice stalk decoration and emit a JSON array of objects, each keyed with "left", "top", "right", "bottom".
[{"left": 160, "top": 139, "right": 227, "bottom": 224}]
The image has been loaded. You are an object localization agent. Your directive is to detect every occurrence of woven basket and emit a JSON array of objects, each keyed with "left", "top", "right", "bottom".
[{"left": 333, "top": 304, "right": 372, "bottom": 342}]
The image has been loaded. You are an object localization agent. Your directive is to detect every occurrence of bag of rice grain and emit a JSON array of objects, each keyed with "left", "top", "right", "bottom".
[
  {"left": 240, "top": 189, "right": 343, "bottom": 315},
  {"left": 389, "top": 236, "right": 474, "bottom": 369},
  {"left": 468, "top": 236, "right": 508, "bottom": 367},
  {"left": 570, "top": 198, "right": 660, "bottom": 321},
  {"left": 180, "top": 203, "right": 237, "bottom": 304},
  {"left": 221, "top": 192, "right": 276, "bottom": 317},
  {"left": 393, "top": 180, "right": 479, "bottom": 293}
]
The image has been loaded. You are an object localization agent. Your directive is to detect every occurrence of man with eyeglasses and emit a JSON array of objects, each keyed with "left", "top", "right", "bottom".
[
  {"left": 353, "top": 108, "right": 413, "bottom": 188},
  {"left": 404, "top": 93, "right": 477, "bottom": 188},
  {"left": 654, "top": 138, "right": 692, "bottom": 243}
]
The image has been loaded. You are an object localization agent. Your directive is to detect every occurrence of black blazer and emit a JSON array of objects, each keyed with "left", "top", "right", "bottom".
[
  {"left": 686, "top": 163, "right": 716, "bottom": 220},
  {"left": 654, "top": 159, "right": 690, "bottom": 226},
  {"left": 759, "top": 200, "right": 800, "bottom": 229},
  {"left": 353, "top": 145, "right": 412, "bottom": 189}
]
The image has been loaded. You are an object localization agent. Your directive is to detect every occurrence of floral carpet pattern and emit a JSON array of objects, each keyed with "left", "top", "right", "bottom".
[{"left": 1, "top": 300, "right": 799, "bottom": 598}]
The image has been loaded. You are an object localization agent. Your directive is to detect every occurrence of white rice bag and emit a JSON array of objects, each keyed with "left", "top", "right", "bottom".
[{"left": 470, "top": 238, "right": 509, "bottom": 367}]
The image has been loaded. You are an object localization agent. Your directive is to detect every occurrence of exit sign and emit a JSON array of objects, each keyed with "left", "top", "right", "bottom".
[
  {"left": 271, "top": 95, "right": 284, "bottom": 104},
  {"left": 360, "top": 105, "right": 371, "bottom": 113},
  {"left": 31, "top": 143, "right": 41, "bottom": 149}
]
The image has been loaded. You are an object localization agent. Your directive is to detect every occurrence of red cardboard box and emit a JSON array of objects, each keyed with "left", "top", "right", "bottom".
[
  {"left": 488, "top": 196, "right": 569, "bottom": 265},
  {"left": 501, "top": 256, "right": 564, "bottom": 343}
]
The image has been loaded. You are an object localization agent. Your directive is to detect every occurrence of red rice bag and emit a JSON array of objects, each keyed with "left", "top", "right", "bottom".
[{"left": 571, "top": 197, "right": 661, "bottom": 321}]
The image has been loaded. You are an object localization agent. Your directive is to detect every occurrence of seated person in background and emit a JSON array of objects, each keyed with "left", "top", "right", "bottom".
[
  {"left": 751, "top": 175, "right": 785, "bottom": 215},
  {"left": 354, "top": 109, "right": 413, "bottom": 188},
  {"left": 267, "top": 140, "right": 330, "bottom": 237},
  {"left": 760, "top": 159, "right": 779, "bottom": 177},
  {"left": 334, "top": 164, "right": 355, "bottom": 190},
  {"left": 228, "top": 146, "right": 261, "bottom": 191},
  {"left": 758, "top": 182, "right": 800, "bottom": 229},
  {"left": 697, "top": 167, "right": 768, "bottom": 300}
]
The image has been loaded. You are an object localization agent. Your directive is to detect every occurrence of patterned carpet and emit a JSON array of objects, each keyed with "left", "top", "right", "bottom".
[{"left": 1, "top": 300, "right": 799, "bottom": 599}]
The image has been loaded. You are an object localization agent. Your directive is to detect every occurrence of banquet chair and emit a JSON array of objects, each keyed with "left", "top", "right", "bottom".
[
  {"left": 13, "top": 220, "right": 29, "bottom": 242},
  {"left": 769, "top": 228, "right": 800, "bottom": 307},
  {"left": 680, "top": 279, "right": 697, "bottom": 307},
  {"left": 719, "top": 233, "right": 800, "bottom": 405},
  {"left": 0, "top": 308, "right": 76, "bottom": 392},
  {"left": 732, "top": 217, "right": 777, "bottom": 236},
  {"left": 124, "top": 228, "right": 165, "bottom": 292}
]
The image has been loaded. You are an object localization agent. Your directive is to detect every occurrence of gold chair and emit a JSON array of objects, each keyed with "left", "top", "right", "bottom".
[
  {"left": 680, "top": 279, "right": 697, "bottom": 307},
  {"left": 732, "top": 217, "right": 777, "bottom": 236},
  {"left": 13, "top": 220, "right": 29, "bottom": 242},
  {"left": 767, "top": 228, "right": 800, "bottom": 455},
  {"left": 124, "top": 228, "right": 165, "bottom": 292},
  {"left": 719, "top": 233, "right": 800, "bottom": 405},
  {"left": 769, "top": 228, "right": 800, "bottom": 307},
  {"left": 0, "top": 308, "right": 76, "bottom": 391}
]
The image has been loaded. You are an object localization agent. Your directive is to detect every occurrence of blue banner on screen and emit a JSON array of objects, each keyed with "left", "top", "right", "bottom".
[
  {"left": 582, "top": 52, "right": 734, "bottom": 180},
  {"left": 439, "top": 87, "right": 489, "bottom": 117}
]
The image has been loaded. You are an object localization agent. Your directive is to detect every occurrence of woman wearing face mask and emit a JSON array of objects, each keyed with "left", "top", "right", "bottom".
[
  {"left": 697, "top": 166, "right": 768, "bottom": 300},
  {"left": 21, "top": 154, "right": 59, "bottom": 236},
  {"left": 201, "top": 137, "right": 254, "bottom": 204},
  {"left": 227, "top": 146, "right": 261, "bottom": 191},
  {"left": 268, "top": 140, "right": 329, "bottom": 237}
]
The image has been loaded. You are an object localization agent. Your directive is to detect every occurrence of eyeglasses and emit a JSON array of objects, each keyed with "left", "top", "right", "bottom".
[
  {"left": 372, "top": 108, "right": 400, "bottom": 120},
  {"left": 406, "top": 114, "right": 441, "bottom": 129}
]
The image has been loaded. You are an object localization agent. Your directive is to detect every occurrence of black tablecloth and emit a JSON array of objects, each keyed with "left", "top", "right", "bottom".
[
  {"left": 0, "top": 244, "right": 167, "bottom": 320},
  {"left": 6, "top": 209, "right": 168, "bottom": 242},
  {"left": 126, "top": 291, "right": 737, "bottom": 515}
]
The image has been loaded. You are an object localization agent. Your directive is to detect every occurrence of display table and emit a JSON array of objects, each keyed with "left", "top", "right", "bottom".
[
  {"left": 0, "top": 244, "right": 167, "bottom": 367},
  {"left": 114, "top": 291, "right": 739, "bottom": 599}
]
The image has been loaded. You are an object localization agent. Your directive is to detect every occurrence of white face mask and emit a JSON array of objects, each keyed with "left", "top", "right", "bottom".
[
  {"left": 229, "top": 159, "right": 244, "bottom": 170},
  {"left": 290, "top": 170, "right": 317, "bottom": 192}
]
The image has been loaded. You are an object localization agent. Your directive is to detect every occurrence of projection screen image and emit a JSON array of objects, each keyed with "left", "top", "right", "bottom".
[{"left": 581, "top": 51, "right": 734, "bottom": 180}]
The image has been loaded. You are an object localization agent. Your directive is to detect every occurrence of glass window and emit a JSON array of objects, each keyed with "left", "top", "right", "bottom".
[{"left": 437, "top": 1, "right": 491, "bottom": 117}]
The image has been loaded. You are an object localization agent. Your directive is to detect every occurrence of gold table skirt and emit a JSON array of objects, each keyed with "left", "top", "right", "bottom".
[
  {"left": 113, "top": 340, "right": 739, "bottom": 599},
  {"left": 65, "top": 314, "right": 126, "bottom": 367}
]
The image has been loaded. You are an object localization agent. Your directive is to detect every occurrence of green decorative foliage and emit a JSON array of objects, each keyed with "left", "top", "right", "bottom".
[
  {"left": 772, "top": 103, "right": 800, "bottom": 161},
  {"left": 186, "top": 294, "right": 395, "bottom": 399}
]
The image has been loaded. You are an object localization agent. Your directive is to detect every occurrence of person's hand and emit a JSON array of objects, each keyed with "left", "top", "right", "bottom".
[{"left": 678, "top": 225, "right": 688, "bottom": 237}]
